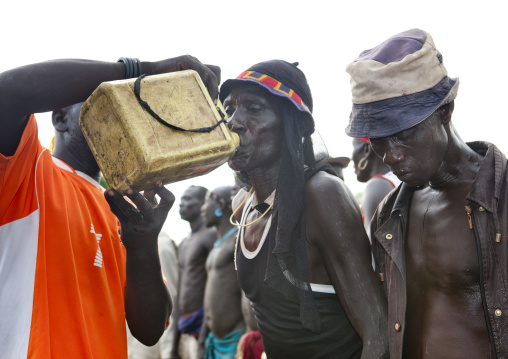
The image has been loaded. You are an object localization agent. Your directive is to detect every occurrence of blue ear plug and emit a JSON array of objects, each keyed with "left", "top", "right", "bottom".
[{"left": 215, "top": 208, "right": 223, "bottom": 217}]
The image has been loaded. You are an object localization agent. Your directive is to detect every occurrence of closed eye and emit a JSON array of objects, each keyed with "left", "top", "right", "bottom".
[
  {"left": 246, "top": 104, "right": 263, "bottom": 114},
  {"left": 224, "top": 105, "right": 235, "bottom": 118}
]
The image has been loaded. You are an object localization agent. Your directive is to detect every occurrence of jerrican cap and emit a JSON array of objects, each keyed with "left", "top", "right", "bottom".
[{"left": 345, "top": 28, "right": 459, "bottom": 138}]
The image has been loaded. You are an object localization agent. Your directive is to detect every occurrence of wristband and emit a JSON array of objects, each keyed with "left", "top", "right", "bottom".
[{"left": 117, "top": 57, "right": 142, "bottom": 79}]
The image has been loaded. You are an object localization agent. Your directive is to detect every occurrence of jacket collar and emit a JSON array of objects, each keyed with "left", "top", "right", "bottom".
[{"left": 466, "top": 141, "right": 506, "bottom": 213}]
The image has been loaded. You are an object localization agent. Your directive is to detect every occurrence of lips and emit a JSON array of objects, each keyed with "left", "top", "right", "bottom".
[
  {"left": 393, "top": 170, "right": 409, "bottom": 177},
  {"left": 391, "top": 167, "right": 412, "bottom": 179},
  {"left": 231, "top": 143, "right": 247, "bottom": 158}
]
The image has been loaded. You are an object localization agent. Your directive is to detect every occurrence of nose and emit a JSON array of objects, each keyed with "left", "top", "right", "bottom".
[
  {"left": 227, "top": 110, "right": 245, "bottom": 134},
  {"left": 382, "top": 142, "right": 404, "bottom": 166}
]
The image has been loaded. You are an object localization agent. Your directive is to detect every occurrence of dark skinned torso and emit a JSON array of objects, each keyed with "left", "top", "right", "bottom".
[
  {"left": 203, "top": 235, "right": 244, "bottom": 338},
  {"left": 235, "top": 172, "right": 389, "bottom": 358},
  {"left": 404, "top": 182, "right": 489, "bottom": 358},
  {"left": 239, "top": 189, "right": 331, "bottom": 287},
  {"left": 239, "top": 172, "right": 368, "bottom": 291},
  {"left": 177, "top": 226, "right": 217, "bottom": 315}
]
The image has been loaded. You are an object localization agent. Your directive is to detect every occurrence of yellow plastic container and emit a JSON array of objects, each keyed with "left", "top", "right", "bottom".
[{"left": 79, "top": 70, "right": 239, "bottom": 191}]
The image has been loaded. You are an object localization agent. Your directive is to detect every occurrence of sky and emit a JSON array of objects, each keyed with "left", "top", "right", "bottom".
[{"left": 2, "top": 0, "right": 507, "bottom": 241}]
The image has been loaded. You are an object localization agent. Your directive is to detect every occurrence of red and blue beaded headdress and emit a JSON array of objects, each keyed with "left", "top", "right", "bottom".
[
  {"left": 219, "top": 60, "right": 313, "bottom": 117},
  {"left": 234, "top": 70, "right": 311, "bottom": 114}
]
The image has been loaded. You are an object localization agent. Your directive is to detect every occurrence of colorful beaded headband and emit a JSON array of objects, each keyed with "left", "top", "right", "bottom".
[{"left": 236, "top": 71, "right": 311, "bottom": 114}]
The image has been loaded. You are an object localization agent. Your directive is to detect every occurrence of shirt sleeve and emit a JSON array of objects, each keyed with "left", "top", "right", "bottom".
[{"left": 0, "top": 115, "right": 44, "bottom": 223}]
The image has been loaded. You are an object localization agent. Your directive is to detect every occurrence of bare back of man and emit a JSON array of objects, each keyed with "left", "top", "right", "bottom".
[{"left": 404, "top": 181, "right": 490, "bottom": 358}]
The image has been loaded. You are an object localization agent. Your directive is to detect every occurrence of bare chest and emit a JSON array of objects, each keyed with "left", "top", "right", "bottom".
[
  {"left": 206, "top": 240, "right": 235, "bottom": 271},
  {"left": 179, "top": 234, "right": 213, "bottom": 270},
  {"left": 406, "top": 185, "right": 480, "bottom": 291},
  {"left": 242, "top": 211, "right": 271, "bottom": 252}
]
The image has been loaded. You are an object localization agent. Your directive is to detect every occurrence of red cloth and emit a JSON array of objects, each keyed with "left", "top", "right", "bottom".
[{"left": 241, "top": 331, "right": 264, "bottom": 359}]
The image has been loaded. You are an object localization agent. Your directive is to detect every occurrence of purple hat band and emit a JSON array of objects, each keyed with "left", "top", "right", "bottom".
[{"left": 345, "top": 76, "right": 457, "bottom": 138}]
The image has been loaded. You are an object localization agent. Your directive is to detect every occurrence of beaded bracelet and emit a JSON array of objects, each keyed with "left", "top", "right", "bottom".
[{"left": 117, "top": 57, "right": 142, "bottom": 79}]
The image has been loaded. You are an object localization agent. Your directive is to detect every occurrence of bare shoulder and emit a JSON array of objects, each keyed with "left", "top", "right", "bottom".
[
  {"left": 364, "top": 176, "right": 396, "bottom": 198},
  {"left": 201, "top": 226, "right": 218, "bottom": 247},
  {"left": 305, "top": 171, "right": 365, "bottom": 248},
  {"left": 305, "top": 171, "right": 358, "bottom": 211}
]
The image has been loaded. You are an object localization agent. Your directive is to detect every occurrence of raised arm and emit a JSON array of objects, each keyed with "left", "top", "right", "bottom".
[
  {"left": 105, "top": 183, "right": 175, "bottom": 345},
  {"left": 305, "top": 172, "right": 388, "bottom": 359},
  {"left": 0, "top": 56, "right": 220, "bottom": 156}
]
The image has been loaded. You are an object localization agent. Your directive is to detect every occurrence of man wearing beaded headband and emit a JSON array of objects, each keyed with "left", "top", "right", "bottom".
[
  {"left": 346, "top": 28, "right": 508, "bottom": 358},
  {"left": 222, "top": 60, "right": 388, "bottom": 358},
  {"left": 0, "top": 55, "right": 220, "bottom": 358}
]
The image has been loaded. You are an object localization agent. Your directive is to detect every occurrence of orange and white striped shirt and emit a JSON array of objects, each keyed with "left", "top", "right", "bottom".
[{"left": 0, "top": 115, "right": 127, "bottom": 358}]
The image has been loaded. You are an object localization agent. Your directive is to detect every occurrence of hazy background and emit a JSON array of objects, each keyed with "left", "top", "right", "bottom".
[{"left": 2, "top": 0, "right": 506, "bottom": 242}]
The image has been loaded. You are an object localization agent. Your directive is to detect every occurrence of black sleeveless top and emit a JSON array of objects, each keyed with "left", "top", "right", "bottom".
[{"left": 235, "top": 196, "right": 362, "bottom": 359}]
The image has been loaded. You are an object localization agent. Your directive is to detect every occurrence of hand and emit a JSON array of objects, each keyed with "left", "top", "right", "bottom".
[
  {"left": 105, "top": 182, "right": 175, "bottom": 250},
  {"left": 205, "top": 64, "right": 221, "bottom": 85},
  {"left": 152, "top": 55, "right": 221, "bottom": 102}
]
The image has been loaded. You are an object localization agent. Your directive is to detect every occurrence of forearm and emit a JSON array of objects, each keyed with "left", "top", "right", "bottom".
[
  {"left": 330, "top": 253, "right": 388, "bottom": 358},
  {"left": 0, "top": 59, "right": 163, "bottom": 118},
  {"left": 358, "top": 302, "right": 388, "bottom": 359},
  {"left": 125, "top": 244, "right": 172, "bottom": 346},
  {"left": 332, "top": 257, "right": 388, "bottom": 358},
  {"left": 0, "top": 60, "right": 122, "bottom": 118},
  {"left": 0, "top": 56, "right": 218, "bottom": 157}
]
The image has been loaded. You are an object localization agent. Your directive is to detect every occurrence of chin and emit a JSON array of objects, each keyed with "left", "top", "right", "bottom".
[
  {"left": 228, "top": 158, "right": 246, "bottom": 172},
  {"left": 402, "top": 177, "right": 427, "bottom": 188},
  {"left": 227, "top": 158, "right": 238, "bottom": 171}
]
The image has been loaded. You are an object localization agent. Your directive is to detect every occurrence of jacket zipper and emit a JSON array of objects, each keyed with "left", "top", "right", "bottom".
[
  {"left": 467, "top": 203, "right": 497, "bottom": 358},
  {"left": 465, "top": 205, "right": 473, "bottom": 229}
]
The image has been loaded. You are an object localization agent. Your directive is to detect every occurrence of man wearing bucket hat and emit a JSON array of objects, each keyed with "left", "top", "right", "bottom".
[
  {"left": 346, "top": 28, "right": 508, "bottom": 358},
  {"left": 223, "top": 60, "right": 388, "bottom": 358},
  {"left": 0, "top": 56, "right": 220, "bottom": 358}
]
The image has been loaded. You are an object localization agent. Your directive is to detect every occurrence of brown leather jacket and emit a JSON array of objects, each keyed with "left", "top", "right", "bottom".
[{"left": 371, "top": 142, "right": 508, "bottom": 359}]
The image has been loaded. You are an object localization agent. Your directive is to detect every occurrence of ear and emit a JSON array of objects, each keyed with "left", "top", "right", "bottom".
[
  {"left": 439, "top": 101, "right": 454, "bottom": 125},
  {"left": 218, "top": 199, "right": 227, "bottom": 211},
  {"left": 52, "top": 110, "right": 68, "bottom": 133},
  {"left": 363, "top": 141, "right": 372, "bottom": 156}
]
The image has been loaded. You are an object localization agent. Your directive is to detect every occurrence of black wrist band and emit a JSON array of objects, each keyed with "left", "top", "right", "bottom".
[{"left": 117, "top": 57, "right": 142, "bottom": 79}]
